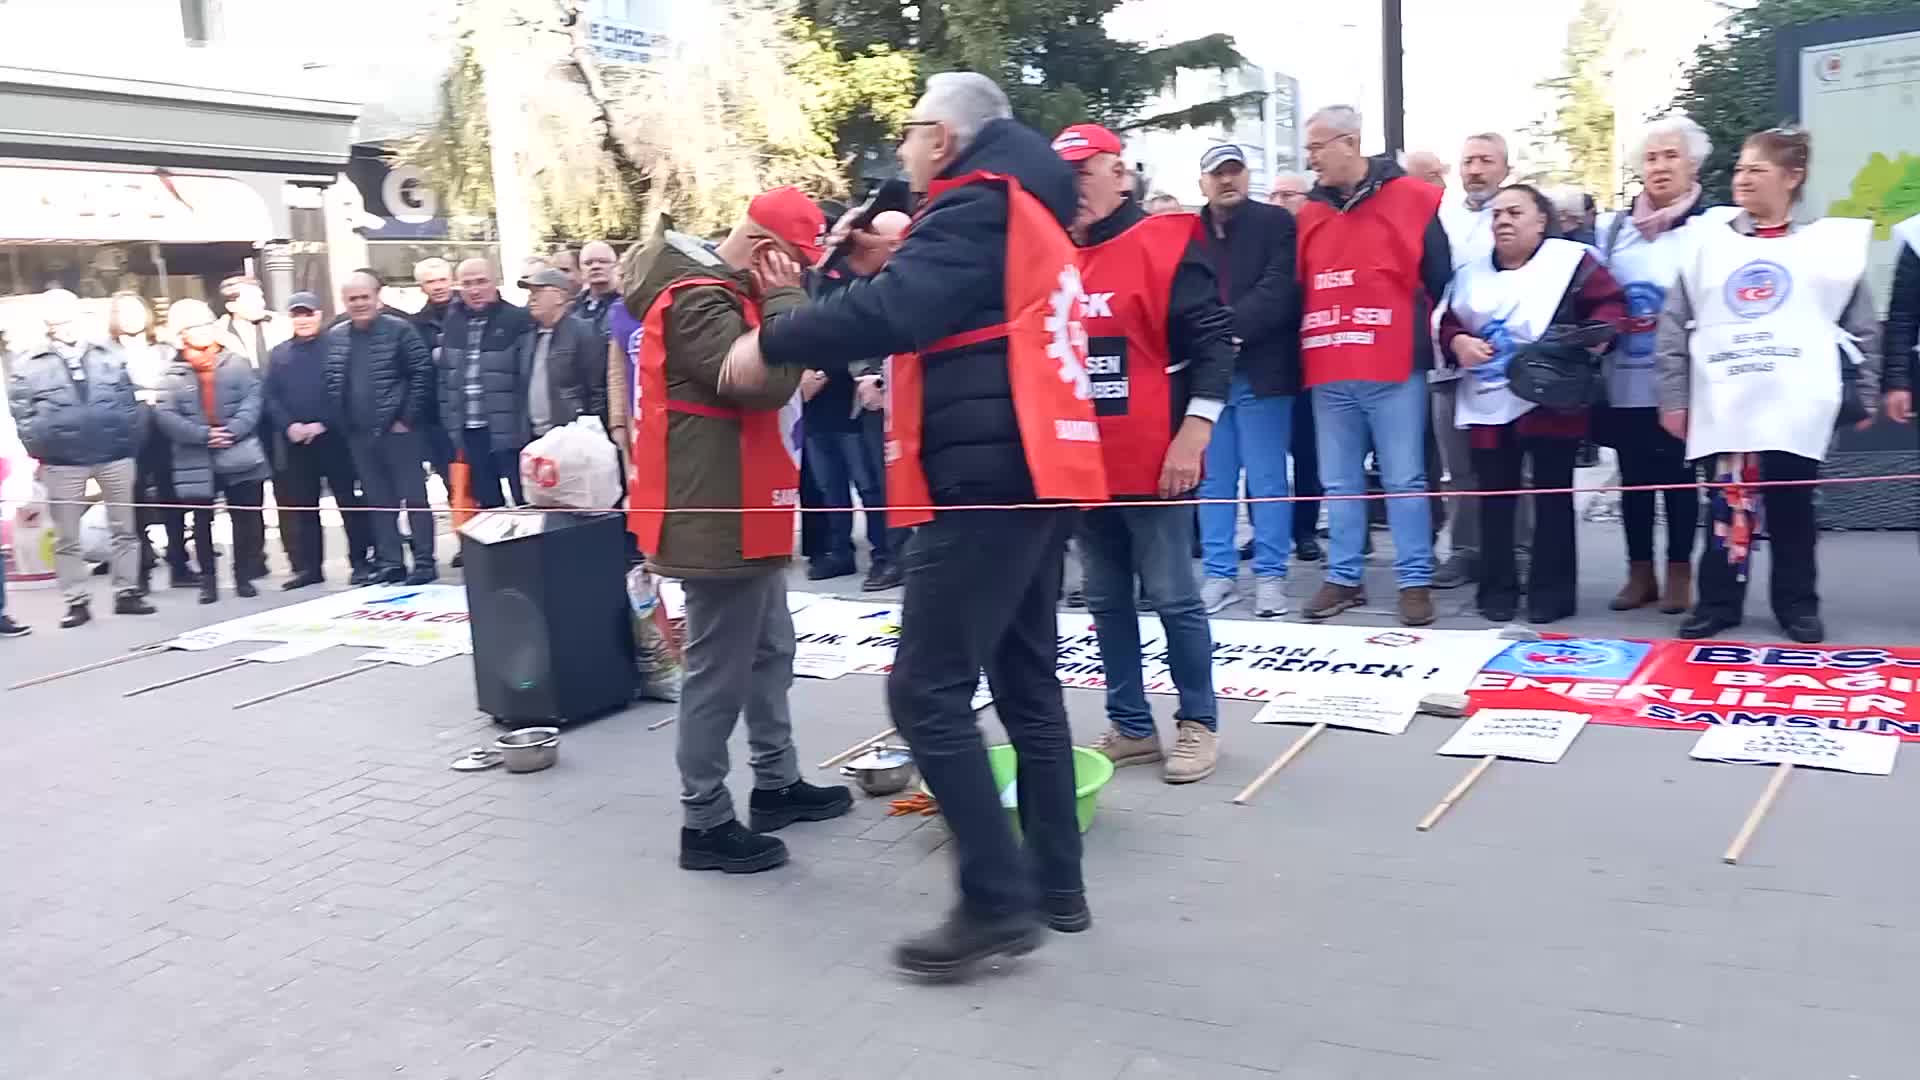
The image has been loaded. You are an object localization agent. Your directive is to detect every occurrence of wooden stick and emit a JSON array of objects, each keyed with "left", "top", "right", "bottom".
[
  {"left": 1416, "top": 755, "right": 1498, "bottom": 832},
  {"left": 10, "top": 645, "right": 168, "bottom": 691},
  {"left": 1232, "top": 723, "right": 1327, "bottom": 805},
  {"left": 231, "top": 664, "right": 379, "bottom": 710},
  {"left": 123, "top": 658, "right": 251, "bottom": 698},
  {"left": 1723, "top": 763, "right": 1794, "bottom": 865},
  {"left": 817, "top": 727, "right": 896, "bottom": 770},
  {"left": 646, "top": 714, "right": 677, "bottom": 731}
]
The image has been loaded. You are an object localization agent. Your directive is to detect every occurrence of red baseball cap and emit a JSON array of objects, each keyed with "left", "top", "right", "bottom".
[
  {"left": 747, "top": 186, "right": 827, "bottom": 264},
  {"left": 1052, "top": 124, "right": 1124, "bottom": 162}
]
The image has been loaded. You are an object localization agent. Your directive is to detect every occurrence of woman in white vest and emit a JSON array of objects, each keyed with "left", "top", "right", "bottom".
[
  {"left": 1655, "top": 127, "right": 1882, "bottom": 644},
  {"left": 1593, "top": 115, "right": 1738, "bottom": 617},
  {"left": 1880, "top": 212, "right": 1920, "bottom": 426},
  {"left": 1441, "top": 184, "right": 1626, "bottom": 624}
]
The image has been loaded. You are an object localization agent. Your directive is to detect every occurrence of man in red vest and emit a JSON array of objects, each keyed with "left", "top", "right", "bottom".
[
  {"left": 1051, "top": 123, "right": 1235, "bottom": 784},
  {"left": 722, "top": 73, "right": 1099, "bottom": 979},
  {"left": 1294, "top": 105, "right": 1454, "bottom": 627},
  {"left": 622, "top": 190, "right": 855, "bottom": 878}
]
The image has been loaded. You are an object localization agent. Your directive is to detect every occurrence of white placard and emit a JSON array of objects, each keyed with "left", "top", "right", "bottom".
[
  {"left": 359, "top": 643, "right": 464, "bottom": 667},
  {"left": 167, "top": 628, "right": 226, "bottom": 651},
  {"left": 1690, "top": 725, "right": 1898, "bottom": 776},
  {"left": 1251, "top": 688, "right": 1425, "bottom": 736},
  {"left": 238, "top": 641, "right": 335, "bottom": 664},
  {"left": 1437, "top": 709, "right": 1590, "bottom": 764},
  {"left": 793, "top": 642, "right": 851, "bottom": 680}
]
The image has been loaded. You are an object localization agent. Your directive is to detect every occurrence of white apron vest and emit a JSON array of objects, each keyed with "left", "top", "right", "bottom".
[
  {"left": 1448, "top": 238, "right": 1589, "bottom": 429},
  {"left": 1681, "top": 217, "right": 1872, "bottom": 462},
  {"left": 1430, "top": 202, "right": 1495, "bottom": 385},
  {"left": 1597, "top": 205, "right": 1739, "bottom": 408}
]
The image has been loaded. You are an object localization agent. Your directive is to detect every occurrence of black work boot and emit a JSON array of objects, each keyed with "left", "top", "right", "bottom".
[
  {"left": 59, "top": 600, "right": 91, "bottom": 629},
  {"left": 1042, "top": 892, "right": 1092, "bottom": 934},
  {"left": 893, "top": 908, "right": 1044, "bottom": 980},
  {"left": 749, "top": 779, "right": 854, "bottom": 833},
  {"left": 679, "top": 820, "right": 788, "bottom": 874},
  {"left": 113, "top": 591, "right": 156, "bottom": 616}
]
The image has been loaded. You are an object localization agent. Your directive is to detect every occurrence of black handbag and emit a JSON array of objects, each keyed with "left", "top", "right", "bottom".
[{"left": 1509, "top": 320, "right": 1615, "bottom": 411}]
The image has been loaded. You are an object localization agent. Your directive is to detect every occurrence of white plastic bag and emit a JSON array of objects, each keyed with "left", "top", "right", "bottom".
[
  {"left": 79, "top": 502, "right": 111, "bottom": 563},
  {"left": 520, "top": 416, "right": 620, "bottom": 510}
]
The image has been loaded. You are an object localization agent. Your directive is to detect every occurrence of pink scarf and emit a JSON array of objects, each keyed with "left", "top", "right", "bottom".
[{"left": 1631, "top": 185, "right": 1703, "bottom": 242}]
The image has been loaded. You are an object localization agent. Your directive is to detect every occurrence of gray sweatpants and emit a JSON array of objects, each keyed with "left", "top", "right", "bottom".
[
  {"left": 675, "top": 570, "right": 801, "bottom": 829},
  {"left": 44, "top": 458, "right": 138, "bottom": 603}
]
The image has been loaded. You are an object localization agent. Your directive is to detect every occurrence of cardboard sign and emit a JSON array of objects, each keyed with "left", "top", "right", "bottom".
[
  {"left": 1251, "top": 688, "right": 1425, "bottom": 736},
  {"left": 1690, "top": 725, "right": 1898, "bottom": 776},
  {"left": 1437, "top": 709, "right": 1590, "bottom": 763}
]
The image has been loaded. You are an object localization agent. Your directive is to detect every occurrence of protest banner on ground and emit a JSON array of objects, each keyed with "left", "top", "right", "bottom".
[{"left": 165, "top": 585, "right": 473, "bottom": 654}]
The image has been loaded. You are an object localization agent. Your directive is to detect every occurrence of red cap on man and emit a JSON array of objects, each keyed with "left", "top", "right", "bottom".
[
  {"left": 747, "top": 186, "right": 827, "bottom": 265},
  {"left": 1051, "top": 124, "right": 1124, "bottom": 162}
]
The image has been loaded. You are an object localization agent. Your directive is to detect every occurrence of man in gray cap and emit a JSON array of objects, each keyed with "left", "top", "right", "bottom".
[
  {"left": 517, "top": 267, "right": 607, "bottom": 439},
  {"left": 265, "top": 291, "right": 374, "bottom": 588}
]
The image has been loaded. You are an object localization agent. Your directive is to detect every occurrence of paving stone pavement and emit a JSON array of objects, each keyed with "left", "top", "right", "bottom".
[{"left": 3, "top": 519, "right": 1919, "bottom": 1079}]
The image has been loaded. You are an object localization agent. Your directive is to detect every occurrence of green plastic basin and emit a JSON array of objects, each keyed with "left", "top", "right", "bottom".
[{"left": 987, "top": 743, "right": 1115, "bottom": 834}]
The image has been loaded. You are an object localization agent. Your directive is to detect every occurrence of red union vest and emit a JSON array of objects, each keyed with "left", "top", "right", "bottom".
[
  {"left": 627, "top": 276, "right": 801, "bottom": 559},
  {"left": 1077, "top": 211, "right": 1198, "bottom": 495},
  {"left": 1295, "top": 176, "right": 1443, "bottom": 387},
  {"left": 884, "top": 170, "right": 1109, "bottom": 527}
]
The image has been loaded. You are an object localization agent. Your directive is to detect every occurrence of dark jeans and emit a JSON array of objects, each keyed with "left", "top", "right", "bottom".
[
  {"left": 1695, "top": 451, "right": 1818, "bottom": 624},
  {"left": 422, "top": 422, "right": 455, "bottom": 479},
  {"left": 280, "top": 430, "right": 374, "bottom": 577},
  {"left": 349, "top": 428, "right": 435, "bottom": 570},
  {"left": 461, "top": 427, "right": 524, "bottom": 508},
  {"left": 190, "top": 477, "right": 265, "bottom": 587},
  {"left": 887, "top": 508, "right": 1080, "bottom": 917},
  {"left": 806, "top": 425, "right": 896, "bottom": 566},
  {"left": 134, "top": 428, "right": 190, "bottom": 572},
  {"left": 1078, "top": 504, "right": 1216, "bottom": 736},
  {"left": 1472, "top": 428, "right": 1577, "bottom": 615},
  {"left": 1606, "top": 407, "right": 1697, "bottom": 564},
  {"left": 1291, "top": 389, "right": 1322, "bottom": 540},
  {"left": 798, "top": 452, "right": 827, "bottom": 561}
]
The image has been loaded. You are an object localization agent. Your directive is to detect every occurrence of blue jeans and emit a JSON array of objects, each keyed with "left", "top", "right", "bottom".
[
  {"left": 1198, "top": 376, "right": 1294, "bottom": 579},
  {"left": 1078, "top": 504, "right": 1217, "bottom": 737},
  {"left": 1313, "top": 374, "right": 1433, "bottom": 587},
  {"left": 805, "top": 427, "right": 895, "bottom": 565}
]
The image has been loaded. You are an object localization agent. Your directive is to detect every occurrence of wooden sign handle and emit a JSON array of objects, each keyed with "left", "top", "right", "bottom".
[
  {"left": 817, "top": 727, "right": 897, "bottom": 770},
  {"left": 1232, "top": 722, "right": 1327, "bottom": 805},
  {"left": 1416, "top": 755, "right": 1497, "bottom": 831},
  {"left": 1723, "top": 762, "right": 1794, "bottom": 865}
]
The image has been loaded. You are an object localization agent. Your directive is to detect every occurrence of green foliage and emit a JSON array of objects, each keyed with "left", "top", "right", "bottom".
[
  {"left": 1670, "top": 0, "right": 1915, "bottom": 202},
  {"left": 403, "top": 45, "right": 496, "bottom": 235},
  {"left": 1536, "top": 0, "right": 1617, "bottom": 199}
]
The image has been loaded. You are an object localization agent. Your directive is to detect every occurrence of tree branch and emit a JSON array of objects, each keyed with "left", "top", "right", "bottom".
[{"left": 552, "top": 0, "right": 651, "bottom": 202}]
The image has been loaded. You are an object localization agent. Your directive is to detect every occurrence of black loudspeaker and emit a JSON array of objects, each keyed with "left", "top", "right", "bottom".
[{"left": 461, "top": 511, "right": 635, "bottom": 725}]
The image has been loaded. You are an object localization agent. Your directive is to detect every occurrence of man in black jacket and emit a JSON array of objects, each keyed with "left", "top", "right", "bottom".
[
  {"left": 1882, "top": 218, "right": 1919, "bottom": 426},
  {"left": 1192, "top": 144, "right": 1306, "bottom": 618},
  {"left": 327, "top": 272, "right": 437, "bottom": 584},
  {"left": 724, "top": 72, "right": 1085, "bottom": 978},
  {"left": 440, "top": 259, "right": 534, "bottom": 507},
  {"left": 265, "top": 292, "right": 373, "bottom": 589}
]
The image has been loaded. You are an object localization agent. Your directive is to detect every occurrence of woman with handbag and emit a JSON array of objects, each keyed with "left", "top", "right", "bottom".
[
  {"left": 1439, "top": 183, "right": 1625, "bottom": 624},
  {"left": 153, "top": 299, "right": 272, "bottom": 604},
  {"left": 1655, "top": 128, "right": 1881, "bottom": 644}
]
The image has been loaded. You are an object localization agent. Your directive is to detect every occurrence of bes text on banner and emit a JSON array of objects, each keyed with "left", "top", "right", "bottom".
[{"left": 1469, "top": 638, "right": 1920, "bottom": 742}]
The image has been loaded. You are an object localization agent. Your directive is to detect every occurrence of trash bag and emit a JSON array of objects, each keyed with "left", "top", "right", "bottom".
[
  {"left": 80, "top": 502, "right": 111, "bottom": 564},
  {"left": 626, "top": 565, "right": 685, "bottom": 702},
  {"left": 521, "top": 416, "right": 620, "bottom": 511}
]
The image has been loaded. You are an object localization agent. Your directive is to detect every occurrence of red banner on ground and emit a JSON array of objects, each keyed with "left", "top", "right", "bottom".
[{"left": 1467, "top": 639, "right": 1920, "bottom": 742}]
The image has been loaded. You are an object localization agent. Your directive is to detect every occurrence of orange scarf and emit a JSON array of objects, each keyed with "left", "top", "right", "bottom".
[{"left": 182, "top": 344, "right": 222, "bottom": 424}]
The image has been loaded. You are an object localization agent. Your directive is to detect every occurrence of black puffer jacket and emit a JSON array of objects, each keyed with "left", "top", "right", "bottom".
[
  {"left": 758, "top": 118, "right": 1078, "bottom": 506},
  {"left": 438, "top": 300, "right": 534, "bottom": 450},
  {"left": 323, "top": 314, "right": 434, "bottom": 433},
  {"left": 7, "top": 341, "right": 139, "bottom": 466}
]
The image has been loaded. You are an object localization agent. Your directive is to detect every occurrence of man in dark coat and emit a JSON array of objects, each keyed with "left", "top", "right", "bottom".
[
  {"left": 439, "top": 259, "right": 533, "bottom": 507},
  {"left": 265, "top": 291, "right": 374, "bottom": 588}
]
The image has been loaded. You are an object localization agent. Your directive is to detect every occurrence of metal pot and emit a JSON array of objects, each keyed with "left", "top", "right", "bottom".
[
  {"left": 842, "top": 746, "right": 914, "bottom": 797},
  {"left": 494, "top": 727, "right": 561, "bottom": 773}
]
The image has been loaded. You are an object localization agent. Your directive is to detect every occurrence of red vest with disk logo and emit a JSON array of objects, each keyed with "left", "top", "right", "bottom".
[
  {"left": 1077, "top": 211, "right": 1196, "bottom": 496},
  {"left": 1295, "top": 176, "right": 1442, "bottom": 387}
]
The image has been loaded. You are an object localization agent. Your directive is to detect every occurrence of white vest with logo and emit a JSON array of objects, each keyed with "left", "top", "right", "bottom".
[
  {"left": 1596, "top": 205, "right": 1739, "bottom": 408},
  {"left": 1448, "top": 238, "right": 1590, "bottom": 429},
  {"left": 1680, "top": 217, "right": 1872, "bottom": 462},
  {"left": 1430, "top": 201, "right": 1496, "bottom": 385}
]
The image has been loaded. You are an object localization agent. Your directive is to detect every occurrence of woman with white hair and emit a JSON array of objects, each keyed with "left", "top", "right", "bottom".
[{"left": 1593, "top": 114, "right": 1738, "bottom": 617}]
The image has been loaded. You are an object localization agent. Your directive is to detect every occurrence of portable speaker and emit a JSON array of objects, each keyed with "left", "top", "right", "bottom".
[{"left": 461, "top": 511, "right": 635, "bottom": 725}]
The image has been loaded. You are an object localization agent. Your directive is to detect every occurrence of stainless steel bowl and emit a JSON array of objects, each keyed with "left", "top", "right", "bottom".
[
  {"left": 494, "top": 727, "right": 561, "bottom": 773},
  {"left": 842, "top": 746, "right": 914, "bottom": 796}
]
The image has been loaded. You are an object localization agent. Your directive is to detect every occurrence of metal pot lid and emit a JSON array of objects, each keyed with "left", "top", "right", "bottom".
[{"left": 844, "top": 747, "right": 913, "bottom": 771}]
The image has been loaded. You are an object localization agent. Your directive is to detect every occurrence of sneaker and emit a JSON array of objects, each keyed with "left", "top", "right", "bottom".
[
  {"left": 0, "top": 615, "right": 30, "bottom": 638},
  {"left": 862, "top": 561, "right": 903, "bottom": 591},
  {"left": 112, "top": 591, "right": 156, "bottom": 616},
  {"left": 1200, "top": 577, "right": 1238, "bottom": 614},
  {"left": 1431, "top": 553, "right": 1475, "bottom": 590},
  {"left": 1303, "top": 582, "right": 1364, "bottom": 620},
  {"left": 1164, "top": 720, "right": 1218, "bottom": 784},
  {"left": 1398, "top": 586, "right": 1436, "bottom": 627},
  {"left": 893, "top": 908, "right": 1043, "bottom": 980},
  {"left": 59, "top": 601, "right": 91, "bottom": 629},
  {"left": 806, "top": 558, "right": 856, "bottom": 582},
  {"left": 748, "top": 778, "right": 854, "bottom": 833},
  {"left": 1042, "top": 892, "right": 1092, "bottom": 934},
  {"left": 405, "top": 565, "right": 439, "bottom": 586},
  {"left": 1253, "top": 576, "right": 1288, "bottom": 618},
  {"left": 679, "top": 820, "right": 789, "bottom": 874},
  {"left": 1094, "top": 726, "right": 1164, "bottom": 767}
]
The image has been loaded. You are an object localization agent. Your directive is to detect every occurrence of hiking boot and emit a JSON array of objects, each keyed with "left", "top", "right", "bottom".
[
  {"left": 1164, "top": 720, "right": 1218, "bottom": 784},
  {"left": 1094, "top": 726, "right": 1164, "bottom": 768},
  {"left": 1610, "top": 561, "right": 1657, "bottom": 610},
  {"left": 748, "top": 779, "right": 853, "bottom": 833},
  {"left": 1253, "top": 576, "right": 1288, "bottom": 618},
  {"left": 1398, "top": 587, "right": 1436, "bottom": 627},
  {"left": 0, "top": 615, "right": 29, "bottom": 638},
  {"left": 862, "top": 561, "right": 903, "bottom": 591},
  {"left": 1431, "top": 552, "right": 1475, "bottom": 590},
  {"left": 1303, "top": 581, "right": 1364, "bottom": 620},
  {"left": 1660, "top": 562, "right": 1693, "bottom": 615},
  {"left": 893, "top": 908, "right": 1043, "bottom": 980},
  {"left": 59, "top": 601, "right": 91, "bottom": 629},
  {"left": 1043, "top": 892, "right": 1092, "bottom": 934},
  {"left": 1200, "top": 577, "right": 1238, "bottom": 614},
  {"left": 679, "top": 820, "right": 788, "bottom": 874},
  {"left": 113, "top": 591, "right": 155, "bottom": 616}
]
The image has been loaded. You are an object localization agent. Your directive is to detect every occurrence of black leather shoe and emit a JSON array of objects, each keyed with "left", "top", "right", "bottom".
[
  {"left": 349, "top": 565, "right": 377, "bottom": 587},
  {"left": 235, "top": 578, "right": 259, "bottom": 599},
  {"left": 1527, "top": 602, "right": 1575, "bottom": 626},
  {"left": 1679, "top": 613, "right": 1740, "bottom": 640},
  {"left": 169, "top": 566, "right": 202, "bottom": 589},
  {"left": 806, "top": 558, "right": 857, "bottom": 582},
  {"left": 1782, "top": 615, "right": 1825, "bottom": 644},
  {"left": 282, "top": 573, "right": 324, "bottom": 591},
  {"left": 1238, "top": 541, "right": 1254, "bottom": 562},
  {"left": 1043, "top": 892, "right": 1092, "bottom": 934},
  {"left": 893, "top": 908, "right": 1043, "bottom": 980},
  {"left": 199, "top": 580, "right": 218, "bottom": 605},
  {"left": 405, "top": 565, "right": 438, "bottom": 586},
  {"left": 749, "top": 779, "right": 853, "bottom": 833},
  {"left": 0, "top": 615, "right": 29, "bottom": 638},
  {"left": 59, "top": 601, "right": 91, "bottom": 629},
  {"left": 679, "top": 820, "right": 788, "bottom": 874},
  {"left": 862, "top": 562, "right": 903, "bottom": 591},
  {"left": 376, "top": 566, "right": 407, "bottom": 585},
  {"left": 113, "top": 591, "right": 156, "bottom": 616},
  {"left": 1481, "top": 602, "right": 1517, "bottom": 624}
]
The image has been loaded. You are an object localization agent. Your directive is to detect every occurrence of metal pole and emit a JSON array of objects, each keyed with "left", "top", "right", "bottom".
[{"left": 1381, "top": 0, "right": 1406, "bottom": 156}]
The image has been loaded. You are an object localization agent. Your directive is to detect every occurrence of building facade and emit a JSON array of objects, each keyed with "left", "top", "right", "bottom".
[{"left": 1124, "top": 65, "right": 1303, "bottom": 207}]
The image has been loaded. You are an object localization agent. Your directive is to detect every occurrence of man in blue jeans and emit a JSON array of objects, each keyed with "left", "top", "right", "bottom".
[
  {"left": 1053, "top": 123, "right": 1236, "bottom": 783},
  {"left": 1293, "top": 106, "right": 1453, "bottom": 627},
  {"left": 1194, "top": 144, "right": 1304, "bottom": 616}
]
